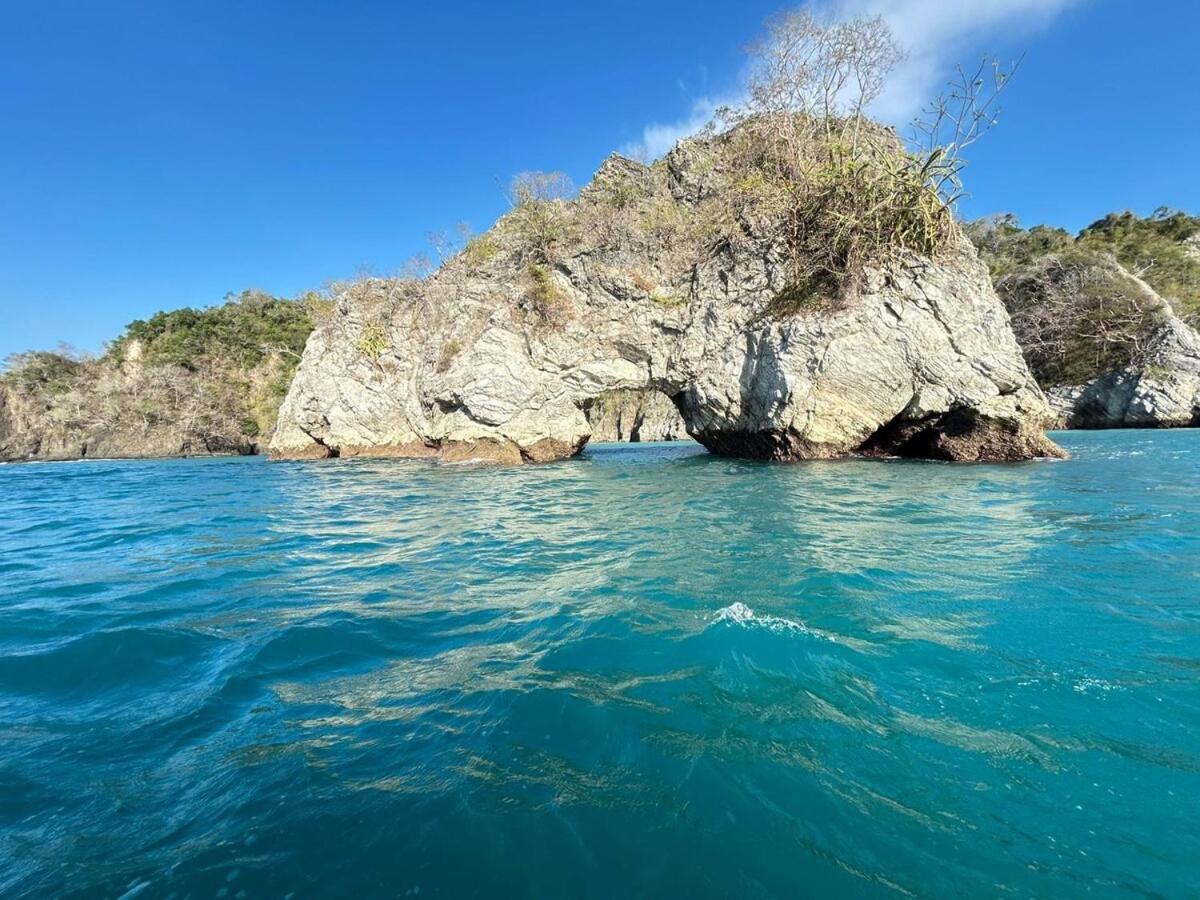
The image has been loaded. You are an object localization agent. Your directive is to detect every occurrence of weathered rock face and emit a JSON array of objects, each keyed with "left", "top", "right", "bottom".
[
  {"left": 996, "top": 252, "right": 1200, "bottom": 429},
  {"left": 1, "top": 292, "right": 313, "bottom": 463},
  {"left": 1045, "top": 314, "right": 1200, "bottom": 428},
  {"left": 0, "top": 376, "right": 257, "bottom": 462},
  {"left": 584, "top": 389, "right": 688, "bottom": 442},
  {"left": 271, "top": 127, "right": 1062, "bottom": 463},
  {"left": 0, "top": 345, "right": 282, "bottom": 463}
]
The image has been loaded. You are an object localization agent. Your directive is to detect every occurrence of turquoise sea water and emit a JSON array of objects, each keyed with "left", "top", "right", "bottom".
[{"left": 1, "top": 431, "right": 1198, "bottom": 898}]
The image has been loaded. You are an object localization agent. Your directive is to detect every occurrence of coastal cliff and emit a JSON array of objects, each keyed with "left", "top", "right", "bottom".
[
  {"left": 973, "top": 212, "right": 1200, "bottom": 428},
  {"left": 0, "top": 292, "right": 312, "bottom": 462},
  {"left": 271, "top": 121, "right": 1062, "bottom": 463}
]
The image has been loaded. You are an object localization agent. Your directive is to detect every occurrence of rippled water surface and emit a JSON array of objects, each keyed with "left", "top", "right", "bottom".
[{"left": 2, "top": 432, "right": 1199, "bottom": 898}]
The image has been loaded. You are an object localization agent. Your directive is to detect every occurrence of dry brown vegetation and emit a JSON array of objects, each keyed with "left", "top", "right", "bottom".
[
  {"left": 997, "top": 248, "right": 1168, "bottom": 387},
  {"left": 703, "top": 10, "right": 1016, "bottom": 311},
  {"left": 968, "top": 210, "right": 1200, "bottom": 386},
  {"left": 504, "top": 171, "right": 577, "bottom": 263}
]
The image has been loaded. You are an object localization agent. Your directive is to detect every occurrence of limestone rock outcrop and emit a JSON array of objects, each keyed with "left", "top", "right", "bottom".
[
  {"left": 0, "top": 369, "right": 258, "bottom": 462},
  {"left": 271, "top": 125, "right": 1062, "bottom": 463},
  {"left": 996, "top": 251, "right": 1200, "bottom": 429},
  {"left": 1045, "top": 314, "right": 1200, "bottom": 428},
  {"left": 584, "top": 390, "right": 688, "bottom": 442}
]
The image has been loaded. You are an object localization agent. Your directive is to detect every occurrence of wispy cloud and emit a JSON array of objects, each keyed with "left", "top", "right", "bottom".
[
  {"left": 838, "top": 0, "right": 1084, "bottom": 120},
  {"left": 624, "top": 0, "right": 1084, "bottom": 159},
  {"left": 623, "top": 94, "right": 742, "bottom": 161}
]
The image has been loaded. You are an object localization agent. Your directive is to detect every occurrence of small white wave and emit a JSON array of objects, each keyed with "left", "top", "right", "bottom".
[
  {"left": 713, "top": 601, "right": 756, "bottom": 624},
  {"left": 712, "top": 602, "right": 835, "bottom": 641}
]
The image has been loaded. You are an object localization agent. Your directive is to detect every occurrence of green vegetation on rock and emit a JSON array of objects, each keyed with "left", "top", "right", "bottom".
[
  {"left": 1, "top": 291, "right": 315, "bottom": 459},
  {"left": 112, "top": 289, "right": 313, "bottom": 370},
  {"left": 525, "top": 262, "right": 569, "bottom": 327},
  {"left": 967, "top": 214, "right": 1074, "bottom": 278},
  {"left": 968, "top": 210, "right": 1198, "bottom": 389},
  {"left": 1078, "top": 209, "right": 1200, "bottom": 318},
  {"left": 971, "top": 209, "right": 1200, "bottom": 320},
  {"left": 356, "top": 322, "right": 390, "bottom": 360}
]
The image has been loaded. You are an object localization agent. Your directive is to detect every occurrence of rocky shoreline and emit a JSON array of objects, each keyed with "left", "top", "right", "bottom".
[
  {"left": 1045, "top": 312, "right": 1200, "bottom": 429},
  {"left": 5, "top": 154, "right": 1199, "bottom": 464}
]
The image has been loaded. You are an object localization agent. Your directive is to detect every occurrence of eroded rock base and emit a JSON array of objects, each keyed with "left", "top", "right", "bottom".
[{"left": 862, "top": 409, "right": 1068, "bottom": 462}]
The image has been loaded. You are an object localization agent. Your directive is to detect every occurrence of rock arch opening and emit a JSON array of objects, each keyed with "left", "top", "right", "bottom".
[{"left": 582, "top": 388, "right": 691, "bottom": 444}]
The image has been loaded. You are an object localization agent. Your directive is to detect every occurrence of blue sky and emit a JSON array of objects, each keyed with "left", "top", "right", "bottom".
[{"left": 1, "top": 0, "right": 1197, "bottom": 359}]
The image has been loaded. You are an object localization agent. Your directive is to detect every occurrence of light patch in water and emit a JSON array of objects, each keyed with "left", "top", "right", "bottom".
[{"left": 1074, "top": 677, "right": 1122, "bottom": 693}]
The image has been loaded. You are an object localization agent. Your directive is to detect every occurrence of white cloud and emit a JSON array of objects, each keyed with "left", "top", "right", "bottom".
[
  {"left": 624, "top": 0, "right": 1083, "bottom": 159},
  {"left": 622, "top": 94, "right": 741, "bottom": 160},
  {"left": 835, "top": 0, "right": 1083, "bottom": 120}
]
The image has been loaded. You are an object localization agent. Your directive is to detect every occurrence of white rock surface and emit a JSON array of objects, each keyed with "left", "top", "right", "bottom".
[
  {"left": 272, "top": 128, "right": 1061, "bottom": 463},
  {"left": 585, "top": 390, "right": 688, "bottom": 442},
  {"left": 1047, "top": 314, "right": 1200, "bottom": 428}
]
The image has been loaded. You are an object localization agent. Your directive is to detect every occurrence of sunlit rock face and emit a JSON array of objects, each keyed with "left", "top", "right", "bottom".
[
  {"left": 271, "top": 126, "right": 1062, "bottom": 464},
  {"left": 1044, "top": 315, "right": 1200, "bottom": 428},
  {"left": 0, "top": 366, "right": 257, "bottom": 462},
  {"left": 997, "top": 254, "right": 1200, "bottom": 429},
  {"left": 584, "top": 390, "right": 688, "bottom": 443}
]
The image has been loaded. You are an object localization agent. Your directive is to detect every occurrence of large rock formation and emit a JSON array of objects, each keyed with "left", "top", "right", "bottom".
[
  {"left": 0, "top": 348, "right": 259, "bottom": 461},
  {"left": 584, "top": 389, "right": 688, "bottom": 442},
  {"left": 0, "top": 292, "right": 311, "bottom": 462},
  {"left": 996, "top": 250, "right": 1200, "bottom": 428},
  {"left": 272, "top": 125, "right": 1061, "bottom": 463},
  {"left": 1045, "top": 314, "right": 1200, "bottom": 429},
  {"left": 0, "top": 378, "right": 257, "bottom": 461}
]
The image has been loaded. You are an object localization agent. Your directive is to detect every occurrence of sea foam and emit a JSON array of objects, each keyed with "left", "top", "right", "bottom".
[{"left": 712, "top": 602, "right": 836, "bottom": 641}]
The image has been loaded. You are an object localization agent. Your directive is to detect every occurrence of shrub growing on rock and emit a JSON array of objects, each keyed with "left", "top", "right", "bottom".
[
  {"left": 698, "top": 11, "right": 1015, "bottom": 311},
  {"left": 1, "top": 292, "right": 316, "bottom": 459},
  {"left": 356, "top": 322, "right": 390, "bottom": 360},
  {"left": 997, "top": 248, "right": 1167, "bottom": 387},
  {"left": 524, "top": 263, "right": 569, "bottom": 327},
  {"left": 505, "top": 171, "right": 576, "bottom": 261}
]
